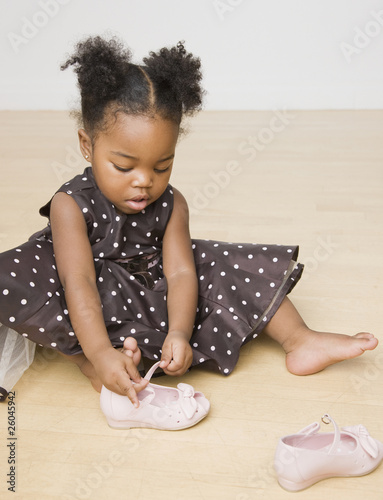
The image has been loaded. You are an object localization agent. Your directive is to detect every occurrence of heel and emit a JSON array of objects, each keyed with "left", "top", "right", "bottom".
[
  {"left": 278, "top": 477, "right": 314, "bottom": 492},
  {"left": 106, "top": 417, "right": 133, "bottom": 430}
]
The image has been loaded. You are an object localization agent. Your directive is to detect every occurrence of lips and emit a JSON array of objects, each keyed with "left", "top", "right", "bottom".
[{"left": 125, "top": 194, "right": 149, "bottom": 211}]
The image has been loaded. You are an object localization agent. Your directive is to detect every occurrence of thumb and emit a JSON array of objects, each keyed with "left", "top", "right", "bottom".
[
  {"left": 123, "top": 355, "right": 147, "bottom": 387},
  {"left": 160, "top": 342, "right": 173, "bottom": 369}
]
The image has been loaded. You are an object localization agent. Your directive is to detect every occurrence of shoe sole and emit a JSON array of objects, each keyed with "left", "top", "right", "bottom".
[
  {"left": 106, "top": 412, "right": 208, "bottom": 431},
  {"left": 278, "top": 461, "right": 383, "bottom": 492}
]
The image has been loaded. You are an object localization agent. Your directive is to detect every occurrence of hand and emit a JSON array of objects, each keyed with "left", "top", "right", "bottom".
[
  {"left": 91, "top": 347, "right": 148, "bottom": 407},
  {"left": 160, "top": 331, "right": 193, "bottom": 376}
]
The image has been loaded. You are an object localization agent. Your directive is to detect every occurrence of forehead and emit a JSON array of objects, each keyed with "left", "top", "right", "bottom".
[{"left": 96, "top": 111, "right": 179, "bottom": 154}]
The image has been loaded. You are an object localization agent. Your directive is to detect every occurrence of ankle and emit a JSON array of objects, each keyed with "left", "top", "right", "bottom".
[{"left": 280, "top": 324, "right": 312, "bottom": 355}]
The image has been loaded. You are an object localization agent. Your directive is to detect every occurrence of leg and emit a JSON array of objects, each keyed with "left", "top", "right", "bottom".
[
  {"left": 59, "top": 337, "right": 142, "bottom": 392},
  {"left": 59, "top": 351, "right": 103, "bottom": 392},
  {"left": 263, "top": 297, "right": 378, "bottom": 375}
]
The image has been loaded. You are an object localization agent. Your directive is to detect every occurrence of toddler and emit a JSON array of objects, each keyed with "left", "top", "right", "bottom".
[{"left": 0, "top": 36, "right": 377, "bottom": 407}]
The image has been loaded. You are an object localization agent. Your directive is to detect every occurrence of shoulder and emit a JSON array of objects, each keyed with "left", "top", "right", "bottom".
[
  {"left": 49, "top": 193, "right": 95, "bottom": 287},
  {"left": 50, "top": 192, "right": 88, "bottom": 232},
  {"left": 164, "top": 186, "right": 190, "bottom": 234},
  {"left": 59, "top": 167, "right": 95, "bottom": 193},
  {"left": 171, "top": 187, "right": 189, "bottom": 219},
  {"left": 162, "top": 186, "right": 193, "bottom": 274},
  {"left": 40, "top": 167, "right": 96, "bottom": 218}
]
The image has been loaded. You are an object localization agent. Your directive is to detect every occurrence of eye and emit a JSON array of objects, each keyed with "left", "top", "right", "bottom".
[
  {"left": 154, "top": 164, "right": 172, "bottom": 174},
  {"left": 113, "top": 164, "right": 132, "bottom": 173}
]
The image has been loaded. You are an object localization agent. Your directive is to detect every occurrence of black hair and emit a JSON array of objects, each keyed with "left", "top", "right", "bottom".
[{"left": 60, "top": 35, "right": 204, "bottom": 139}]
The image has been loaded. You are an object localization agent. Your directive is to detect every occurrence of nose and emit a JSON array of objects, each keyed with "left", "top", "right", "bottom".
[{"left": 131, "top": 168, "right": 153, "bottom": 188}]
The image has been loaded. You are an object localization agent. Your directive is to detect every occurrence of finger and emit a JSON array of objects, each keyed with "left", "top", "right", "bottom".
[
  {"left": 117, "top": 379, "right": 140, "bottom": 408},
  {"left": 163, "top": 354, "right": 192, "bottom": 376},
  {"left": 163, "top": 362, "right": 185, "bottom": 377},
  {"left": 133, "top": 378, "right": 149, "bottom": 394},
  {"left": 125, "top": 358, "right": 145, "bottom": 385},
  {"left": 121, "top": 358, "right": 148, "bottom": 400},
  {"left": 168, "top": 357, "right": 182, "bottom": 371},
  {"left": 163, "top": 366, "right": 184, "bottom": 377},
  {"left": 159, "top": 359, "right": 171, "bottom": 369},
  {"left": 160, "top": 345, "right": 173, "bottom": 369},
  {"left": 128, "top": 373, "right": 149, "bottom": 393}
]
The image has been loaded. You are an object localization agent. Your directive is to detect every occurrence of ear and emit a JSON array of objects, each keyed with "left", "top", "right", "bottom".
[{"left": 78, "top": 129, "right": 92, "bottom": 161}]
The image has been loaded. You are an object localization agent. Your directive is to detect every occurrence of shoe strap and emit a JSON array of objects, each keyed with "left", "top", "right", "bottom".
[
  {"left": 144, "top": 361, "right": 162, "bottom": 381},
  {"left": 321, "top": 413, "right": 341, "bottom": 454},
  {"left": 296, "top": 421, "right": 321, "bottom": 436}
]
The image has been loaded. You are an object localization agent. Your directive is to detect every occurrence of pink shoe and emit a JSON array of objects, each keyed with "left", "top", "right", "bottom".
[
  {"left": 274, "top": 413, "right": 383, "bottom": 491},
  {"left": 100, "top": 361, "right": 210, "bottom": 430}
]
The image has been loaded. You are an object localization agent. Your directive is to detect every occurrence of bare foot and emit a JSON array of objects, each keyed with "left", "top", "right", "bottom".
[
  {"left": 77, "top": 356, "right": 103, "bottom": 392},
  {"left": 60, "top": 338, "right": 142, "bottom": 392},
  {"left": 284, "top": 328, "right": 379, "bottom": 375},
  {"left": 59, "top": 352, "right": 103, "bottom": 392},
  {"left": 122, "top": 337, "right": 142, "bottom": 366}
]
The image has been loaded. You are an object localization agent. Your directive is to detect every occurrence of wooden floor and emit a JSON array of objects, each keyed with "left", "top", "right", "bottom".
[{"left": 0, "top": 110, "right": 382, "bottom": 499}]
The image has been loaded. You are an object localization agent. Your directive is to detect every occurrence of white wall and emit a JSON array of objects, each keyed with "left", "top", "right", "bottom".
[{"left": 1, "top": 0, "right": 383, "bottom": 110}]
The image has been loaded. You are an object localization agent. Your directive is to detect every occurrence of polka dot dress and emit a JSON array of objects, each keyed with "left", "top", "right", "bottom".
[{"left": 0, "top": 167, "right": 303, "bottom": 375}]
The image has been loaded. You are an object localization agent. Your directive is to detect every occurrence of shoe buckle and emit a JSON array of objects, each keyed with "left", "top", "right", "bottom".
[{"left": 321, "top": 414, "right": 331, "bottom": 425}]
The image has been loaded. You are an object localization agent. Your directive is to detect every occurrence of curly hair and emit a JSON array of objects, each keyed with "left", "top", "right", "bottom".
[{"left": 61, "top": 35, "right": 204, "bottom": 139}]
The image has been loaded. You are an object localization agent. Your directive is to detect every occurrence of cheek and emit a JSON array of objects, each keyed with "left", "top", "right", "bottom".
[
  {"left": 106, "top": 176, "right": 126, "bottom": 194},
  {"left": 93, "top": 167, "right": 120, "bottom": 194},
  {"left": 157, "top": 175, "right": 171, "bottom": 191}
]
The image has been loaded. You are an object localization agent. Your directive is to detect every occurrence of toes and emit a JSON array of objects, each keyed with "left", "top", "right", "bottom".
[
  {"left": 363, "top": 336, "right": 379, "bottom": 350},
  {"left": 354, "top": 332, "right": 379, "bottom": 347},
  {"left": 354, "top": 332, "right": 374, "bottom": 339},
  {"left": 123, "top": 336, "right": 138, "bottom": 351},
  {"left": 353, "top": 333, "right": 378, "bottom": 351},
  {"left": 122, "top": 337, "right": 142, "bottom": 366}
]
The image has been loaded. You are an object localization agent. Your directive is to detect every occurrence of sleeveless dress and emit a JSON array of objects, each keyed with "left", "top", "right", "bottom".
[{"left": 0, "top": 167, "right": 303, "bottom": 375}]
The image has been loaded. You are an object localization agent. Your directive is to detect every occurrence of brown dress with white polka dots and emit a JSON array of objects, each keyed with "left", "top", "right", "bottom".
[{"left": 0, "top": 167, "right": 303, "bottom": 375}]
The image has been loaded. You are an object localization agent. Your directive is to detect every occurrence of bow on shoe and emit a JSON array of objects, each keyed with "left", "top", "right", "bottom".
[
  {"left": 177, "top": 383, "right": 198, "bottom": 419},
  {"left": 343, "top": 425, "right": 379, "bottom": 458}
]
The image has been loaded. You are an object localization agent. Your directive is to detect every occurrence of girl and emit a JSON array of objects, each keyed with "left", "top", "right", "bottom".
[{"left": 0, "top": 36, "right": 378, "bottom": 408}]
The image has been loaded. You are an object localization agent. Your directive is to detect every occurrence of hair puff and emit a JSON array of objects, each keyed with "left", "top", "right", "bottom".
[{"left": 61, "top": 35, "right": 204, "bottom": 137}]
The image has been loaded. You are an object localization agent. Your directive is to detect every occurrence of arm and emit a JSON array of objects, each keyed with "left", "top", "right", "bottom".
[
  {"left": 160, "top": 188, "right": 198, "bottom": 376},
  {"left": 50, "top": 193, "right": 147, "bottom": 404}
]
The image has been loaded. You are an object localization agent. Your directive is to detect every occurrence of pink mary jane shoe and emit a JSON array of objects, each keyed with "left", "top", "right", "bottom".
[
  {"left": 274, "top": 413, "right": 383, "bottom": 491},
  {"left": 100, "top": 361, "right": 210, "bottom": 430}
]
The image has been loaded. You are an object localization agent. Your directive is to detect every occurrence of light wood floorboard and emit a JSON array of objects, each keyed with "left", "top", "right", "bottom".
[{"left": 0, "top": 110, "right": 382, "bottom": 499}]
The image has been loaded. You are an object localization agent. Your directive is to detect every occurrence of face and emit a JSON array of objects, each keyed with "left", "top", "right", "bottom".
[{"left": 78, "top": 113, "right": 179, "bottom": 215}]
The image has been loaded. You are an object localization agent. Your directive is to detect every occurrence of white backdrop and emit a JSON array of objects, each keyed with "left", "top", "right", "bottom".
[{"left": 1, "top": 0, "right": 383, "bottom": 110}]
